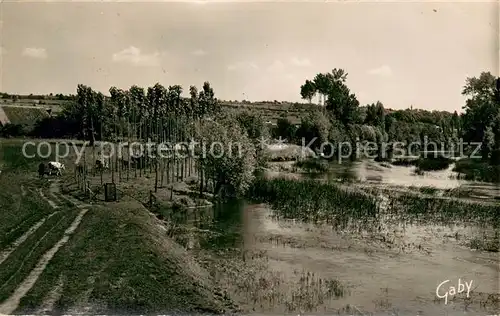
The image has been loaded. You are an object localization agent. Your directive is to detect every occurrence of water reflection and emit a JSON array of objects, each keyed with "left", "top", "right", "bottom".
[
  {"left": 165, "top": 159, "right": 498, "bottom": 253},
  {"left": 163, "top": 199, "right": 245, "bottom": 250},
  {"left": 302, "top": 159, "right": 500, "bottom": 200}
]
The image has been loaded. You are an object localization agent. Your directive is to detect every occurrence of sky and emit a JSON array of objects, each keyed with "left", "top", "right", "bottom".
[{"left": 0, "top": 1, "right": 498, "bottom": 112}]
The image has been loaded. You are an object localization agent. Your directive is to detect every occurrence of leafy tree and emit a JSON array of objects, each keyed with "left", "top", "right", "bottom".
[
  {"left": 296, "top": 110, "right": 331, "bottom": 150},
  {"left": 365, "top": 101, "right": 385, "bottom": 128},
  {"left": 312, "top": 73, "right": 330, "bottom": 105},
  {"left": 300, "top": 80, "right": 316, "bottom": 104},
  {"left": 194, "top": 114, "right": 256, "bottom": 198},
  {"left": 325, "top": 84, "right": 360, "bottom": 126},
  {"left": 461, "top": 72, "right": 499, "bottom": 148},
  {"left": 274, "top": 116, "right": 298, "bottom": 141},
  {"left": 490, "top": 113, "right": 500, "bottom": 165},
  {"left": 235, "top": 110, "right": 269, "bottom": 140}
]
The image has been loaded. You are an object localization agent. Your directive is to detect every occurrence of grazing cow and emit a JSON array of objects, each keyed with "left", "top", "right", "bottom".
[{"left": 47, "top": 161, "right": 65, "bottom": 176}]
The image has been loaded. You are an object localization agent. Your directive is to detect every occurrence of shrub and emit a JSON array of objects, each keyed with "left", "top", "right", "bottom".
[
  {"left": 415, "top": 156, "right": 452, "bottom": 171},
  {"left": 194, "top": 115, "right": 257, "bottom": 197}
]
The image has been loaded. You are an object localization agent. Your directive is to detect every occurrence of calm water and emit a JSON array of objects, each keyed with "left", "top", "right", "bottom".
[
  {"left": 166, "top": 160, "right": 499, "bottom": 315},
  {"left": 304, "top": 159, "right": 500, "bottom": 201}
]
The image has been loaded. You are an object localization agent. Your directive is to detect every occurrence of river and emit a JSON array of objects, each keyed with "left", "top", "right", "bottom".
[{"left": 170, "top": 159, "right": 499, "bottom": 315}]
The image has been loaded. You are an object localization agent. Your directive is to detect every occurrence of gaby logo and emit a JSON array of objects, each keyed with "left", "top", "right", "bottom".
[{"left": 436, "top": 278, "right": 473, "bottom": 305}]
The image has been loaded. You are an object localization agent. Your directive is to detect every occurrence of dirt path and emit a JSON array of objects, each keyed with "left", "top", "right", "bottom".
[
  {"left": 38, "top": 188, "right": 59, "bottom": 209},
  {"left": 0, "top": 214, "right": 59, "bottom": 266},
  {"left": 0, "top": 208, "right": 88, "bottom": 315},
  {"left": 33, "top": 275, "right": 64, "bottom": 315},
  {"left": 0, "top": 186, "right": 60, "bottom": 266},
  {"left": 0, "top": 180, "right": 89, "bottom": 315}
]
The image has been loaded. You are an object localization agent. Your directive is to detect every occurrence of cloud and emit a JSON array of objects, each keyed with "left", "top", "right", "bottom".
[
  {"left": 367, "top": 65, "right": 392, "bottom": 77},
  {"left": 267, "top": 60, "right": 285, "bottom": 72},
  {"left": 112, "top": 46, "right": 161, "bottom": 66},
  {"left": 191, "top": 49, "right": 207, "bottom": 56},
  {"left": 227, "top": 61, "right": 258, "bottom": 71},
  {"left": 290, "top": 57, "right": 311, "bottom": 67},
  {"left": 22, "top": 47, "right": 47, "bottom": 59}
]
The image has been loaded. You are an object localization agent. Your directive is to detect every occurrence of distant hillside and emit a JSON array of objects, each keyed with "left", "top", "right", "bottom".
[{"left": 0, "top": 106, "right": 51, "bottom": 127}]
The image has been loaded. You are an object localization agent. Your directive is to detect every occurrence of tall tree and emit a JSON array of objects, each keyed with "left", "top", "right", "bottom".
[
  {"left": 324, "top": 70, "right": 360, "bottom": 126},
  {"left": 77, "top": 84, "right": 96, "bottom": 145}
]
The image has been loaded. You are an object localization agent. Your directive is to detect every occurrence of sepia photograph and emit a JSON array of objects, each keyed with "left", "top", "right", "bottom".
[{"left": 0, "top": 0, "right": 498, "bottom": 315}]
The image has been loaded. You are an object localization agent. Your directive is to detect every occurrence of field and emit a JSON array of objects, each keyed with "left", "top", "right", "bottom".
[
  {"left": 0, "top": 137, "right": 498, "bottom": 315},
  {"left": 0, "top": 97, "right": 306, "bottom": 128},
  {"left": 0, "top": 106, "right": 52, "bottom": 127}
]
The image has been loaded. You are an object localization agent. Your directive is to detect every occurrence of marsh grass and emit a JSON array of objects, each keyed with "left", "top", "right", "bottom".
[
  {"left": 415, "top": 156, "right": 453, "bottom": 172},
  {"left": 391, "top": 158, "right": 419, "bottom": 167},
  {"left": 251, "top": 176, "right": 499, "bottom": 253},
  {"left": 247, "top": 177, "right": 379, "bottom": 229},
  {"left": 285, "top": 271, "right": 347, "bottom": 313},
  {"left": 468, "top": 231, "right": 499, "bottom": 252},
  {"left": 199, "top": 248, "right": 348, "bottom": 314},
  {"left": 294, "top": 158, "right": 329, "bottom": 173},
  {"left": 390, "top": 193, "right": 499, "bottom": 228},
  {"left": 418, "top": 186, "right": 440, "bottom": 195}
]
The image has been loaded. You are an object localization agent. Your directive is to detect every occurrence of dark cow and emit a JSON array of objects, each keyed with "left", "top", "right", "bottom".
[{"left": 38, "top": 162, "right": 46, "bottom": 178}]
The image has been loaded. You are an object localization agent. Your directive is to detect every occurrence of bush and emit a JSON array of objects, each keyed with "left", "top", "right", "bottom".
[
  {"left": 294, "top": 158, "right": 329, "bottom": 172},
  {"left": 453, "top": 158, "right": 500, "bottom": 182},
  {"left": 194, "top": 115, "right": 257, "bottom": 197},
  {"left": 415, "top": 156, "right": 452, "bottom": 171},
  {"left": 296, "top": 110, "right": 330, "bottom": 150},
  {"left": 235, "top": 110, "right": 269, "bottom": 140},
  {"left": 0, "top": 123, "right": 25, "bottom": 137},
  {"left": 273, "top": 116, "right": 297, "bottom": 141}
]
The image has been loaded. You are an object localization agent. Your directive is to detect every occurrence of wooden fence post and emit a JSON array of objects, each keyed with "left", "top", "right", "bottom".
[
  {"left": 87, "top": 181, "right": 91, "bottom": 200},
  {"left": 149, "top": 190, "right": 153, "bottom": 208}
]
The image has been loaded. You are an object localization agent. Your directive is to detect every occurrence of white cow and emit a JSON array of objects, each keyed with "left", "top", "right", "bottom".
[{"left": 47, "top": 161, "right": 65, "bottom": 176}]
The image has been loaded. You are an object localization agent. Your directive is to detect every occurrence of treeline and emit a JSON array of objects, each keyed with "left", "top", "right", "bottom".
[
  {"left": 264, "top": 68, "right": 463, "bottom": 157},
  {"left": 2, "top": 70, "right": 499, "bottom": 167},
  {"left": 18, "top": 83, "right": 220, "bottom": 141},
  {"left": 0, "top": 92, "right": 75, "bottom": 101}
]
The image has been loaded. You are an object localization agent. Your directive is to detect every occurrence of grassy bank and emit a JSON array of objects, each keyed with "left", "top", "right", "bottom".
[
  {"left": 391, "top": 156, "right": 452, "bottom": 172},
  {"left": 294, "top": 158, "right": 329, "bottom": 172},
  {"left": 17, "top": 199, "right": 235, "bottom": 314}
]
